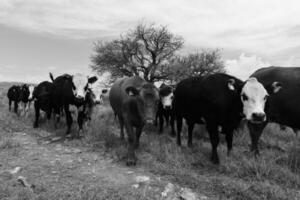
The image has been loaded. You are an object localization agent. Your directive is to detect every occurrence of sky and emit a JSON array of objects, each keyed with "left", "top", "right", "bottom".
[{"left": 0, "top": 0, "right": 300, "bottom": 83}]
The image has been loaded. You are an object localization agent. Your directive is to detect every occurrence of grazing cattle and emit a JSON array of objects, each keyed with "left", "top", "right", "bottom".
[
  {"left": 248, "top": 66, "right": 300, "bottom": 154},
  {"left": 20, "top": 84, "right": 35, "bottom": 116},
  {"left": 109, "top": 76, "right": 159, "bottom": 166},
  {"left": 171, "top": 73, "right": 281, "bottom": 164},
  {"left": 32, "top": 81, "right": 53, "bottom": 128},
  {"left": 7, "top": 85, "right": 21, "bottom": 114},
  {"left": 156, "top": 83, "right": 174, "bottom": 133},
  {"left": 50, "top": 73, "right": 98, "bottom": 138}
]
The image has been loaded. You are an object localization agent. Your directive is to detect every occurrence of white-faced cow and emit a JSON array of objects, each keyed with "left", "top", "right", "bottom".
[
  {"left": 171, "top": 73, "right": 281, "bottom": 164},
  {"left": 84, "top": 79, "right": 108, "bottom": 122},
  {"left": 109, "top": 76, "right": 159, "bottom": 166},
  {"left": 50, "top": 73, "right": 98, "bottom": 138},
  {"left": 155, "top": 83, "right": 174, "bottom": 133},
  {"left": 20, "top": 84, "right": 35, "bottom": 116},
  {"left": 247, "top": 66, "right": 300, "bottom": 155}
]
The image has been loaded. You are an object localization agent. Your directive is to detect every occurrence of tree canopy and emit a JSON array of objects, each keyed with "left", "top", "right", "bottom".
[
  {"left": 91, "top": 22, "right": 226, "bottom": 83},
  {"left": 91, "top": 22, "right": 184, "bottom": 82}
]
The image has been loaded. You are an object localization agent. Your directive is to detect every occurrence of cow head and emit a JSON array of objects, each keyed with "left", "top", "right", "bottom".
[
  {"left": 126, "top": 83, "right": 159, "bottom": 124},
  {"left": 233, "top": 77, "right": 281, "bottom": 124},
  {"left": 159, "top": 84, "right": 174, "bottom": 110},
  {"left": 28, "top": 85, "right": 35, "bottom": 101},
  {"left": 89, "top": 81, "right": 108, "bottom": 104},
  {"left": 20, "top": 84, "right": 30, "bottom": 102},
  {"left": 72, "top": 73, "right": 98, "bottom": 102}
]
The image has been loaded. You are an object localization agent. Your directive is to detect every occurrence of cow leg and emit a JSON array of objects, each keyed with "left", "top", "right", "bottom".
[
  {"left": 247, "top": 122, "right": 267, "bottom": 157},
  {"left": 135, "top": 126, "right": 143, "bottom": 148},
  {"left": 158, "top": 112, "right": 164, "bottom": 133},
  {"left": 154, "top": 111, "right": 159, "bottom": 126},
  {"left": 118, "top": 115, "right": 125, "bottom": 140},
  {"left": 176, "top": 115, "right": 183, "bottom": 146},
  {"left": 77, "top": 110, "right": 85, "bottom": 137},
  {"left": 170, "top": 114, "right": 176, "bottom": 137},
  {"left": 14, "top": 101, "right": 19, "bottom": 115},
  {"left": 165, "top": 113, "right": 170, "bottom": 127},
  {"left": 223, "top": 126, "right": 234, "bottom": 156},
  {"left": 53, "top": 107, "right": 60, "bottom": 129},
  {"left": 124, "top": 122, "right": 136, "bottom": 166},
  {"left": 206, "top": 121, "right": 220, "bottom": 164},
  {"left": 8, "top": 99, "right": 12, "bottom": 111},
  {"left": 33, "top": 101, "right": 40, "bottom": 128},
  {"left": 64, "top": 105, "right": 73, "bottom": 138},
  {"left": 187, "top": 121, "right": 195, "bottom": 148}
]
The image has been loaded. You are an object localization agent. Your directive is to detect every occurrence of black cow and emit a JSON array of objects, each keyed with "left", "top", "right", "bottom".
[
  {"left": 7, "top": 85, "right": 21, "bottom": 114},
  {"left": 171, "top": 73, "right": 281, "bottom": 164},
  {"left": 248, "top": 66, "right": 300, "bottom": 154},
  {"left": 109, "top": 76, "right": 159, "bottom": 166},
  {"left": 32, "top": 81, "right": 53, "bottom": 128},
  {"left": 50, "top": 73, "right": 98, "bottom": 138},
  {"left": 155, "top": 83, "right": 174, "bottom": 133}
]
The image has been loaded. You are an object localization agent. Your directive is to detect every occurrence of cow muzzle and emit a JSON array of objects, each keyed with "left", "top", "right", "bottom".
[
  {"left": 250, "top": 112, "right": 266, "bottom": 123},
  {"left": 145, "top": 119, "right": 155, "bottom": 124},
  {"left": 75, "top": 96, "right": 85, "bottom": 104},
  {"left": 163, "top": 105, "right": 172, "bottom": 110}
]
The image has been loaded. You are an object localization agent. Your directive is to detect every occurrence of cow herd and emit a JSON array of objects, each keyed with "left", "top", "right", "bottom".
[{"left": 6, "top": 66, "right": 300, "bottom": 166}]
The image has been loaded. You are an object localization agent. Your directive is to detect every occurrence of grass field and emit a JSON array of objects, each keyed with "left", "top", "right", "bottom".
[{"left": 0, "top": 82, "right": 299, "bottom": 200}]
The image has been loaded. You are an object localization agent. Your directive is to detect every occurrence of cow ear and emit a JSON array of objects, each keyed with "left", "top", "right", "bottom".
[
  {"left": 268, "top": 82, "right": 282, "bottom": 94},
  {"left": 102, "top": 89, "right": 108, "bottom": 94},
  {"left": 126, "top": 86, "right": 139, "bottom": 96},
  {"left": 227, "top": 79, "right": 235, "bottom": 91},
  {"left": 88, "top": 76, "right": 98, "bottom": 84}
]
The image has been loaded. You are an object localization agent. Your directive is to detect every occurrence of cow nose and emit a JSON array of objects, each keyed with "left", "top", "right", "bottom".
[
  {"left": 95, "top": 100, "right": 101, "bottom": 104},
  {"left": 164, "top": 105, "right": 172, "bottom": 110},
  {"left": 76, "top": 95, "right": 84, "bottom": 100},
  {"left": 252, "top": 112, "right": 266, "bottom": 122}
]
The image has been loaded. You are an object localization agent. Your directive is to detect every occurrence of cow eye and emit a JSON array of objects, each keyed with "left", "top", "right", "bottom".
[{"left": 241, "top": 94, "right": 248, "bottom": 101}]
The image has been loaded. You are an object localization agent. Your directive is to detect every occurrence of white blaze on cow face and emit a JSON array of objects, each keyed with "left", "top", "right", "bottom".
[
  {"left": 28, "top": 85, "right": 34, "bottom": 100},
  {"left": 72, "top": 74, "right": 89, "bottom": 99},
  {"left": 161, "top": 93, "right": 174, "bottom": 109},
  {"left": 241, "top": 77, "right": 268, "bottom": 123}
]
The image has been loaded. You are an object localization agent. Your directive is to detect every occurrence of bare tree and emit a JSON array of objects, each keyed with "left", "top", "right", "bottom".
[
  {"left": 168, "top": 49, "right": 226, "bottom": 83},
  {"left": 91, "top": 22, "right": 184, "bottom": 82}
]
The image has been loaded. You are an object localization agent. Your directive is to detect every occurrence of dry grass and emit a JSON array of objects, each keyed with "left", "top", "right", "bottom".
[{"left": 83, "top": 105, "right": 300, "bottom": 200}]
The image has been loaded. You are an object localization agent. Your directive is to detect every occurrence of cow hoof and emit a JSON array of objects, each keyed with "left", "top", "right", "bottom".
[
  {"left": 169, "top": 132, "right": 176, "bottom": 137},
  {"left": 33, "top": 124, "right": 38, "bottom": 128},
  {"left": 134, "top": 143, "right": 140, "bottom": 149},
  {"left": 211, "top": 156, "right": 220, "bottom": 165},
  {"left": 126, "top": 158, "right": 136, "bottom": 166},
  {"left": 187, "top": 143, "right": 193, "bottom": 148}
]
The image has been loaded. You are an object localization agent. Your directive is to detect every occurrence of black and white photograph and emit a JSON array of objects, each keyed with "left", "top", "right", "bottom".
[{"left": 0, "top": 0, "right": 299, "bottom": 199}]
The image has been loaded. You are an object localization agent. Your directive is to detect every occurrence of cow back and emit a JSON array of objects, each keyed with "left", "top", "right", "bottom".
[
  {"left": 109, "top": 76, "right": 146, "bottom": 116},
  {"left": 174, "top": 73, "right": 243, "bottom": 124}
]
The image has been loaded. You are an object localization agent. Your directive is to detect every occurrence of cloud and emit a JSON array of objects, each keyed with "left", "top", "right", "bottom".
[
  {"left": 0, "top": 0, "right": 300, "bottom": 82},
  {"left": 225, "top": 53, "right": 271, "bottom": 80}
]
